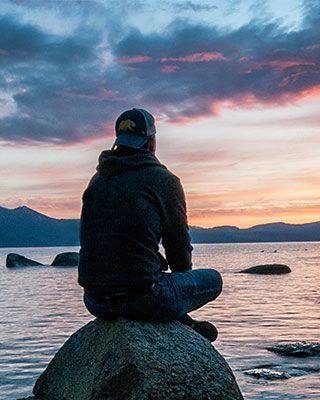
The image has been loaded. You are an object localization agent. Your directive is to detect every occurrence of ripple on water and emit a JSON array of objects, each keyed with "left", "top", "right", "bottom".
[{"left": 1, "top": 243, "right": 320, "bottom": 400}]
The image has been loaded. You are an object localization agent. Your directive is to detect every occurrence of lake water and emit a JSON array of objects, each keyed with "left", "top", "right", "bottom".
[{"left": 0, "top": 242, "right": 319, "bottom": 400}]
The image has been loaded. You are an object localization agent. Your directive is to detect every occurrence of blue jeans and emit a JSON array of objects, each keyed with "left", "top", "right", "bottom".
[{"left": 84, "top": 268, "right": 223, "bottom": 323}]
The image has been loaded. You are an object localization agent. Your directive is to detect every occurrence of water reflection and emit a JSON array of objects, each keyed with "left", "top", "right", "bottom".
[{"left": 0, "top": 243, "right": 319, "bottom": 399}]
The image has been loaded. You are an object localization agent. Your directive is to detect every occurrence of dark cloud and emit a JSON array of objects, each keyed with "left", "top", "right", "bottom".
[
  {"left": 0, "top": 16, "right": 95, "bottom": 66},
  {"left": 112, "top": 13, "right": 320, "bottom": 119},
  {"left": 0, "top": 2, "right": 319, "bottom": 144},
  {"left": 0, "top": 15, "right": 126, "bottom": 143}
]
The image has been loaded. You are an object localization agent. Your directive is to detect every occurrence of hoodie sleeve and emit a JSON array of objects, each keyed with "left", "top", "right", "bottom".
[{"left": 159, "top": 174, "right": 193, "bottom": 272}]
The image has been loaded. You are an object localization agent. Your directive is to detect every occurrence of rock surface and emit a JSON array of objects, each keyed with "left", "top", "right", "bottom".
[
  {"left": 6, "top": 253, "right": 43, "bottom": 268},
  {"left": 244, "top": 368, "right": 290, "bottom": 380},
  {"left": 33, "top": 318, "right": 243, "bottom": 400},
  {"left": 51, "top": 252, "right": 79, "bottom": 267},
  {"left": 239, "top": 264, "right": 291, "bottom": 274},
  {"left": 17, "top": 397, "right": 38, "bottom": 400},
  {"left": 267, "top": 342, "right": 320, "bottom": 357}
]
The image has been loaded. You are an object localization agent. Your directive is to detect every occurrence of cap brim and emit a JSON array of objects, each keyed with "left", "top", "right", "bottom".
[{"left": 114, "top": 134, "right": 149, "bottom": 149}]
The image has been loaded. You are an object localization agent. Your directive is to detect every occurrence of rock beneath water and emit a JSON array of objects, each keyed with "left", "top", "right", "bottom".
[
  {"left": 244, "top": 368, "right": 290, "bottom": 380},
  {"left": 239, "top": 264, "right": 291, "bottom": 274},
  {"left": 6, "top": 253, "right": 43, "bottom": 268},
  {"left": 51, "top": 252, "right": 79, "bottom": 267},
  {"left": 267, "top": 342, "right": 320, "bottom": 357},
  {"left": 33, "top": 318, "right": 243, "bottom": 400}
]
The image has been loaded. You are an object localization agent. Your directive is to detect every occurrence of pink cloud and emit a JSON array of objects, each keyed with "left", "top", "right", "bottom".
[
  {"left": 116, "top": 55, "right": 152, "bottom": 63},
  {"left": 117, "top": 52, "right": 226, "bottom": 68},
  {"left": 117, "top": 52, "right": 226, "bottom": 67},
  {"left": 161, "top": 52, "right": 226, "bottom": 63},
  {"left": 297, "top": 84, "right": 320, "bottom": 100},
  {"left": 161, "top": 65, "right": 179, "bottom": 73},
  {"left": 257, "top": 59, "right": 315, "bottom": 70},
  {"left": 169, "top": 117, "right": 198, "bottom": 125}
]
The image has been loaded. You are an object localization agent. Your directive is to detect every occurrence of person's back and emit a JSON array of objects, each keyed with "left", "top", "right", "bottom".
[
  {"left": 79, "top": 108, "right": 223, "bottom": 342},
  {"left": 79, "top": 145, "right": 192, "bottom": 289}
]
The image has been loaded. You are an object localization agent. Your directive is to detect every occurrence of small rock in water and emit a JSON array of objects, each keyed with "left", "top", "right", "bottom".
[
  {"left": 267, "top": 342, "right": 320, "bottom": 357},
  {"left": 238, "top": 264, "right": 291, "bottom": 274},
  {"left": 6, "top": 253, "right": 43, "bottom": 268},
  {"left": 244, "top": 368, "right": 290, "bottom": 380},
  {"left": 51, "top": 252, "right": 79, "bottom": 267}
]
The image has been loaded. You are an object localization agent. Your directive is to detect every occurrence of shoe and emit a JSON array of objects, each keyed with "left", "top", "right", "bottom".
[{"left": 191, "top": 320, "right": 218, "bottom": 342}]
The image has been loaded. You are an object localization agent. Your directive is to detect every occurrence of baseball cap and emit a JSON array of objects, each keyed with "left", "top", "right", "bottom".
[{"left": 114, "top": 108, "right": 156, "bottom": 149}]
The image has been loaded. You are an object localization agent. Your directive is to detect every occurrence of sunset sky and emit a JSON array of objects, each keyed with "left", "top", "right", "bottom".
[{"left": 0, "top": 0, "right": 319, "bottom": 228}]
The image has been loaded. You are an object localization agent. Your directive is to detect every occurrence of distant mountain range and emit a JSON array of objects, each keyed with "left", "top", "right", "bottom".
[
  {"left": 0, "top": 205, "right": 319, "bottom": 247},
  {"left": 0, "top": 206, "right": 79, "bottom": 248},
  {"left": 190, "top": 222, "right": 320, "bottom": 243}
]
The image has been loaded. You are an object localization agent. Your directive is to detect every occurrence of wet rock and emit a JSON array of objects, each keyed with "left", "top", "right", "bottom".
[
  {"left": 6, "top": 253, "right": 43, "bottom": 268},
  {"left": 239, "top": 264, "right": 291, "bottom": 274},
  {"left": 51, "top": 252, "right": 79, "bottom": 267},
  {"left": 267, "top": 342, "right": 320, "bottom": 357},
  {"left": 33, "top": 318, "right": 244, "bottom": 400},
  {"left": 16, "top": 397, "right": 37, "bottom": 400},
  {"left": 297, "top": 366, "right": 320, "bottom": 374},
  {"left": 244, "top": 368, "right": 290, "bottom": 380}
]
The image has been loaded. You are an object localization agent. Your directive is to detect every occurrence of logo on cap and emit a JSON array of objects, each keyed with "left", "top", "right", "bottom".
[{"left": 119, "top": 119, "right": 136, "bottom": 131}]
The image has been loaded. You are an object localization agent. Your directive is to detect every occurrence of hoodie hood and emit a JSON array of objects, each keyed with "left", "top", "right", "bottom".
[{"left": 97, "top": 148, "right": 167, "bottom": 178}]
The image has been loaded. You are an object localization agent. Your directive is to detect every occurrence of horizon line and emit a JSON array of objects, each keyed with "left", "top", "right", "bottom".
[{"left": 1, "top": 204, "right": 319, "bottom": 231}]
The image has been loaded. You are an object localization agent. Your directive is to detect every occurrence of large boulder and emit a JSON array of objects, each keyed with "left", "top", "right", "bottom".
[
  {"left": 6, "top": 253, "right": 43, "bottom": 268},
  {"left": 51, "top": 252, "right": 79, "bottom": 267},
  {"left": 239, "top": 264, "right": 291, "bottom": 274},
  {"left": 33, "top": 319, "right": 243, "bottom": 400}
]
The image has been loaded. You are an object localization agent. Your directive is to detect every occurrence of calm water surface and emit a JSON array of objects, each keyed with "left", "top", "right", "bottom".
[{"left": 0, "top": 242, "right": 319, "bottom": 399}]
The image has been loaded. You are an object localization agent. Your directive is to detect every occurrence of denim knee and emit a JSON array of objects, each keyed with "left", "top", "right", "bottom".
[{"left": 208, "top": 269, "right": 223, "bottom": 300}]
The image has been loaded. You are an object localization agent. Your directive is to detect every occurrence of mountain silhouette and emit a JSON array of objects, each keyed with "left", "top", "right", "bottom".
[
  {"left": 190, "top": 222, "right": 320, "bottom": 243},
  {"left": 0, "top": 206, "right": 79, "bottom": 247},
  {"left": 0, "top": 205, "right": 319, "bottom": 247}
]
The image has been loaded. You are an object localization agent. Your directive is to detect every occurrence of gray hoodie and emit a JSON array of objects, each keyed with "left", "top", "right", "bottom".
[{"left": 78, "top": 146, "right": 193, "bottom": 290}]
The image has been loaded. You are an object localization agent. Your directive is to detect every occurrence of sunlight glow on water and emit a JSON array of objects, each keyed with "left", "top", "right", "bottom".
[{"left": 0, "top": 243, "right": 319, "bottom": 399}]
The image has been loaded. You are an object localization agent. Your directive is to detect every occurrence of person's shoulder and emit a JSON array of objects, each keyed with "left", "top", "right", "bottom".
[
  {"left": 151, "top": 160, "right": 179, "bottom": 182},
  {"left": 151, "top": 165, "right": 183, "bottom": 194}
]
